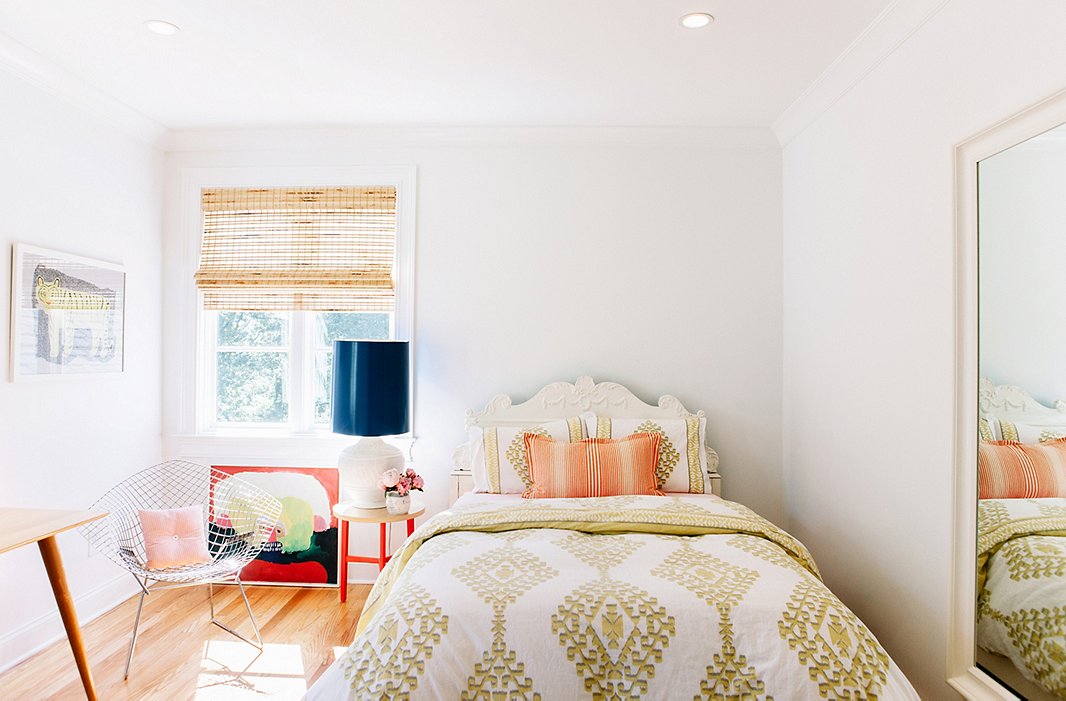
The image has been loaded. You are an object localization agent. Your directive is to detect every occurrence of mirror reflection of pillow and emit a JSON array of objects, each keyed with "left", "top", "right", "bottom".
[
  {"left": 997, "top": 419, "right": 1066, "bottom": 444},
  {"left": 979, "top": 416, "right": 999, "bottom": 442},
  {"left": 978, "top": 438, "right": 1066, "bottom": 499},
  {"left": 139, "top": 505, "right": 213, "bottom": 569}
]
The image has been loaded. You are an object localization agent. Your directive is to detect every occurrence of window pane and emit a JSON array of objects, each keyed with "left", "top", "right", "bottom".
[
  {"left": 314, "top": 312, "right": 389, "bottom": 347},
  {"left": 314, "top": 350, "right": 332, "bottom": 425},
  {"left": 217, "top": 351, "right": 288, "bottom": 423},
  {"left": 217, "top": 311, "right": 288, "bottom": 347}
]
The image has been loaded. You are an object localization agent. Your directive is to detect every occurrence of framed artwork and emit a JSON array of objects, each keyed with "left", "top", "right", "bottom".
[
  {"left": 9, "top": 243, "right": 126, "bottom": 380},
  {"left": 213, "top": 465, "right": 339, "bottom": 586}
]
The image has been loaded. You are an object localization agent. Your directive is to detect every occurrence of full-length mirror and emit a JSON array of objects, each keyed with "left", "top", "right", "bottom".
[{"left": 977, "top": 122, "right": 1066, "bottom": 700}]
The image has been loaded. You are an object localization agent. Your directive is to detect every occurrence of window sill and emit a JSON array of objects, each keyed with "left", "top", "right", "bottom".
[{"left": 165, "top": 432, "right": 416, "bottom": 466}]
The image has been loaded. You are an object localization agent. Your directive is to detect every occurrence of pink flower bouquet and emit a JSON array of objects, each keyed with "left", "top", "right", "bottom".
[{"left": 377, "top": 467, "right": 425, "bottom": 497}]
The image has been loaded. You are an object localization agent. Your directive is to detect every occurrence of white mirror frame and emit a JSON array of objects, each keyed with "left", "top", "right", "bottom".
[{"left": 950, "top": 86, "right": 1066, "bottom": 698}]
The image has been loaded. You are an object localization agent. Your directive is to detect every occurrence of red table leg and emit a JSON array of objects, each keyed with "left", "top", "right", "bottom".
[
  {"left": 407, "top": 517, "right": 414, "bottom": 537},
  {"left": 378, "top": 523, "right": 387, "bottom": 570},
  {"left": 339, "top": 519, "right": 349, "bottom": 603}
]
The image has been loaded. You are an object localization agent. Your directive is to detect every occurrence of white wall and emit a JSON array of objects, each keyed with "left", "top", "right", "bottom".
[
  {"left": 162, "top": 129, "right": 785, "bottom": 578},
  {"left": 781, "top": 1, "right": 1066, "bottom": 697},
  {"left": 0, "top": 71, "right": 163, "bottom": 668},
  {"left": 979, "top": 135, "right": 1066, "bottom": 405}
]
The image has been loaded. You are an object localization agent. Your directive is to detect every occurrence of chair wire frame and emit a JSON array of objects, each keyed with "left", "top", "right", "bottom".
[{"left": 81, "top": 460, "right": 283, "bottom": 679}]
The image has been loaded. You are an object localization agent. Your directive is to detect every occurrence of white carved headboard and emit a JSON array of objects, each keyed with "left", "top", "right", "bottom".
[
  {"left": 453, "top": 376, "right": 721, "bottom": 494},
  {"left": 979, "top": 377, "right": 1066, "bottom": 425}
]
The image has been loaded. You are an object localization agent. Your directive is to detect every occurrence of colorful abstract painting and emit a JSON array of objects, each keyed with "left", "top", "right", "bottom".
[
  {"left": 9, "top": 243, "right": 126, "bottom": 380},
  {"left": 213, "top": 465, "right": 339, "bottom": 586}
]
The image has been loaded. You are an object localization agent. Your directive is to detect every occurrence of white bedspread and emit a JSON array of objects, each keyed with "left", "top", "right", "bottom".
[
  {"left": 308, "top": 493, "right": 917, "bottom": 700},
  {"left": 977, "top": 497, "right": 1066, "bottom": 697}
]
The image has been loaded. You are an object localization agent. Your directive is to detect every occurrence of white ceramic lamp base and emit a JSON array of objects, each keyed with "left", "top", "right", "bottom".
[{"left": 338, "top": 437, "right": 404, "bottom": 509}]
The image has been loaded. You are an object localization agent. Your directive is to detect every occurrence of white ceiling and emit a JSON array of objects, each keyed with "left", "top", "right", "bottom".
[{"left": 0, "top": 1, "right": 893, "bottom": 131}]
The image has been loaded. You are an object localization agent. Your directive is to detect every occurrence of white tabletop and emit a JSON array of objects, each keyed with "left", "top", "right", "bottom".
[
  {"left": 333, "top": 500, "right": 426, "bottom": 523},
  {"left": 0, "top": 508, "right": 106, "bottom": 555}
]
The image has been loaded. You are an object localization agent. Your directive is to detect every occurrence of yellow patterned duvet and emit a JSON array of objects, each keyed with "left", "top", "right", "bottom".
[
  {"left": 977, "top": 498, "right": 1066, "bottom": 697},
  {"left": 307, "top": 494, "right": 917, "bottom": 700}
]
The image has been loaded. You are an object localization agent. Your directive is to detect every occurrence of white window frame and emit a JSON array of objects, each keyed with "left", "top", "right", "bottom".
[{"left": 168, "top": 165, "right": 416, "bottom": 462}]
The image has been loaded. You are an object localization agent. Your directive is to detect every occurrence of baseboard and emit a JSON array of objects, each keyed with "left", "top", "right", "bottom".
[{"left": 0, "top": 573, "right": 139, "bottom": 674}]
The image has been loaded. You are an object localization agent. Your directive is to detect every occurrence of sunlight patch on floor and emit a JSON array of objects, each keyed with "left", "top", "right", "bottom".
[{"left": 196, "top": 640, "right": 309, "bottom": 699}]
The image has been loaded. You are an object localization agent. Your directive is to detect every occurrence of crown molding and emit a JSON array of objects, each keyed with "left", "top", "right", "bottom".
[
  {"left": 0, "top": 30, "right": 168, "bottom": 148},
  {"left": 162, "top": 125, "right": 779, "bottom": 153},
  {"left": 771, "top": 0, "right": 951, "bottom": 147},
  {"left": 4, "top": 1, "right": 952, "bottom": 156}
]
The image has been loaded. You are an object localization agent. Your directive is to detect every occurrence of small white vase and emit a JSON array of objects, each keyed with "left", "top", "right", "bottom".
[{"left": 385, "top": 493, "right": 410, "bottom": 515}]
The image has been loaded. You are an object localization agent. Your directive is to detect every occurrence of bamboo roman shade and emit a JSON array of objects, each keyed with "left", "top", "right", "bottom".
[{"left": 194, "top": 186, "right": 397, "bottom": 312}]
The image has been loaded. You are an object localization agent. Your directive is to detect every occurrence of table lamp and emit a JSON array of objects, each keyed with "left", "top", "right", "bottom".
[{"left": 332, "top": 340, "right": 410, "bottom": 508}]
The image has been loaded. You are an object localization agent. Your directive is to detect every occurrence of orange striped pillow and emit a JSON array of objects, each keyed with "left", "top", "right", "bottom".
[
  {"left": 522, "top": 432, "right": 664, "bottom": 499},
  {"left": 979, "top": 438, "right": 1066, "bottom": 499}
]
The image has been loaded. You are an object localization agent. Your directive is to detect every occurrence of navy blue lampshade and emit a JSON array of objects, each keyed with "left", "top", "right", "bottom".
[{"left": 331, "top": 340, "right": 410, "bottom": 437}]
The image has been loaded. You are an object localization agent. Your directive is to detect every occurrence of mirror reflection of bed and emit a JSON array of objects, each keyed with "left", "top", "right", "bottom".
[
  {"left": 977, "top": 381, "right": 1066, "bottom": 701},
  {"left": 977, "top": 120, "right": 1066, "bottom": 700}
]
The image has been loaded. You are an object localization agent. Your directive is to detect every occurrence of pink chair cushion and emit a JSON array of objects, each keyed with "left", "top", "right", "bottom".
[{"left": 138, "top": 505, "right": 213, "bottom": 569}]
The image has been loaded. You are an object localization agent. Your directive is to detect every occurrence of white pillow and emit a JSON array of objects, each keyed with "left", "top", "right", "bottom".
[
  {"left": 583, "top": 413, "right": 709, "bottom": 494},
  {"left": 469, "top": 416, "right": 585, "bottom": 493},
  {"left": 997, "top": 418, "right": 1066, "bottom": 444}
]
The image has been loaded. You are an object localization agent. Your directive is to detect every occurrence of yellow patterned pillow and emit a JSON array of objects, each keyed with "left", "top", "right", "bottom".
[
  {"left": 468, "top": 417, "right": 585, "bottom": 493},
  {"left": 582, "top": 414, "right": 708, "bottom": 493},
  {"left": 978, "top": 416, "right": 997, "bottom": 442}
]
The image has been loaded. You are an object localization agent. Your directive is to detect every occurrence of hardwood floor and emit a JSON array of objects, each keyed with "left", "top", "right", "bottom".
[{"left": 0, "top": 583, "right": 371, "bottom": 700}]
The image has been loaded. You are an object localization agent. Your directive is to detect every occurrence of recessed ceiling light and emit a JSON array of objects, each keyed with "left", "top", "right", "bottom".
[
  {"left": 680, "top": 12, "right": 714, "bottom": 29},
  {"left": 145, "top": 20, "right": 180, "bottom": 36}
]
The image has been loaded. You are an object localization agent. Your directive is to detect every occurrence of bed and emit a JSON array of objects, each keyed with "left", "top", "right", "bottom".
[
  {"left": 977, "top": 379, "right": 1066, "bottom": 699},
  {"left": 306, "top": 377, "right": 917, "bottom": 700}
]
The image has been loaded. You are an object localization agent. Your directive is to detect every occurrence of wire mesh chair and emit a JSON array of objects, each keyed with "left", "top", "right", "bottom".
[{"left": 81, "top": 460, "right": 283, "bottom": 678}]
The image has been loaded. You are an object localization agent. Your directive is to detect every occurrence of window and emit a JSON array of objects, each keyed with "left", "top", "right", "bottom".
[
  {"left": 207, "top": 310, "right": 390, "bottom": 429},
  {"left": 311, "top": 311, "right": 390, "bottom": 425},
  {"left": 194, "top": 185, "right": 405, "bottom": 432},
  {"left": 214, "top": 311, "right": 290, "bottom": 424}
]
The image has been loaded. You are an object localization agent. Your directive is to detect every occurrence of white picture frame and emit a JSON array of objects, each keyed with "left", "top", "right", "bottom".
[{"left": 9, "top": 243, "right": 126, "bottom": 381}]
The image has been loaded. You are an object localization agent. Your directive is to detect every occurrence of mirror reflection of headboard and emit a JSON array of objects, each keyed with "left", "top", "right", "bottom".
[
  {"left": 452, "top": 376, "right": 721, "bottom": 495},
  {"left": 979, "top": 377, "right": 1066, "bottom": 425}
]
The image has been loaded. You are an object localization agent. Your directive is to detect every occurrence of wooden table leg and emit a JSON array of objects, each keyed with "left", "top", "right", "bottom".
[
  {"left": 378, "top": 523, "right": 387, "bottom": 571},
  {"left": 37, "top": 535, "right": 97, "bottom": 701},
  {"left": 339, "top": 519, "right": 349, "bottom": 603}
]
